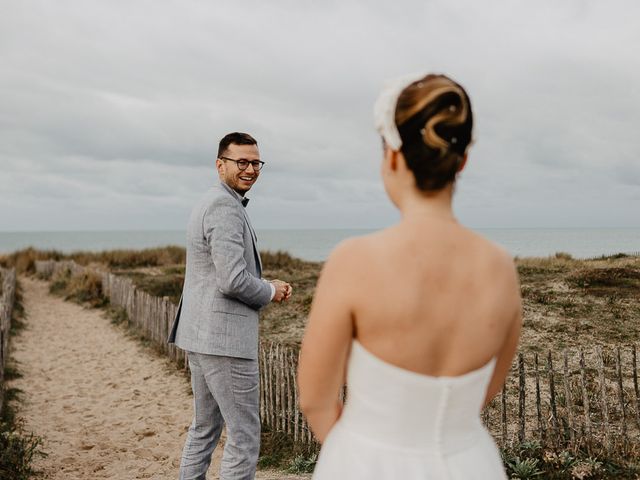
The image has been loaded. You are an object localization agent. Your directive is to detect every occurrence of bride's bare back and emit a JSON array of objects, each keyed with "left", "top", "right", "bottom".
[{"left": 346, "top": 219, "right": 521, "bottom": 378}]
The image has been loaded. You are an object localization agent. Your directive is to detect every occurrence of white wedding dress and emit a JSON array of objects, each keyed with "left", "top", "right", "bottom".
[{"left": 312, "top": 340, "right": 507, "bottom": 479}]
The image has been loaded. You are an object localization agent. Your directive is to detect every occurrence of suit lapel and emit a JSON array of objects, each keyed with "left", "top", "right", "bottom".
[
  {"left": 241, "top": 209, "right": 263, "bottom": 276},
  {"left": 218, "top": 182, "right": 263, "bottom": 277},
  {"left": 241, "top": 208, "right": 258, "bottom": 243}
]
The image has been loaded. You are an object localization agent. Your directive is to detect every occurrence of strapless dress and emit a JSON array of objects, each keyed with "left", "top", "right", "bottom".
[{"left": 312, "top": 340, "right": 506, "bottom": 479}]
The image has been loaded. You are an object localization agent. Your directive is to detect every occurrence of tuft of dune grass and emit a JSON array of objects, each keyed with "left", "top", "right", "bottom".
[
  {"left": 0, "top": 246, "right": 186, "bottom": 274},
  {"left": 48, "top": 268, "right": 107, "bottom": 308}
]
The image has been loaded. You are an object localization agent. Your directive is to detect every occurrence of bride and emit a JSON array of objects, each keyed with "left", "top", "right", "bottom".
[{"left": 298, "top": 73, "right": 522, "bottom": 479}]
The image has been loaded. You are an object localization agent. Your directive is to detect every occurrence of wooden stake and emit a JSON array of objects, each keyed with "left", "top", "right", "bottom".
[
  {"left": 633, "top": 345, "right": 640, "bottom": 428},
  {"left": 548, "top": 352, "right": 559, "bottom": 441},
  {"left": 579, "top": 350, "right": 591, "bottom": 434},
  {"left": 518, "top": 353, "right": 526, "bottom": 443},
  {"left": 616, "top": 347, "right": 628, "bottom": 448},
  {"left": 597, "top": 347, "right": 610, "bottom": 452},
  {"left": 563, "top": 350, "right": 574, "bottom": 443},
  {"left": 534, "top": 352, "right": 545, "bottom": 442}
]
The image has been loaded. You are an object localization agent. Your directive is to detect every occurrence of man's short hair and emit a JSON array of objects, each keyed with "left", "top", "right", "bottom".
[{"left": 217, "top": 132, "right": 258, "bottom": 158}]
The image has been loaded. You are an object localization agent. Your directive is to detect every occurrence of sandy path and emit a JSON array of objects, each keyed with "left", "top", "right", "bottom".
[{"left": 9, "top": 277, "right": 310, "bottom": 480}]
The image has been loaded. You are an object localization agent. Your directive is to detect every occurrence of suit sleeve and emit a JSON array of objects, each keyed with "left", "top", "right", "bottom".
[{"left": 204, "top": 196, "right": 272, "bottom": 310}]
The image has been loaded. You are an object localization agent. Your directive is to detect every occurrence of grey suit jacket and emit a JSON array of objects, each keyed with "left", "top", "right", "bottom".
[{"left": 168, "top": 182, "right": 272, "bottom": 359}]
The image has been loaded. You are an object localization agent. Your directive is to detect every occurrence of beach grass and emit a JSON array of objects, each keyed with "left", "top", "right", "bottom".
[{"left": 0, "top": 277, "right": 43, "bottom": 480}]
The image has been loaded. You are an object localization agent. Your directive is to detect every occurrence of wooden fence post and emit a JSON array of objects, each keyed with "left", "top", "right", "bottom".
[
  {"left": 294, "top": 349, "right": 301, "bottom": 444},
  {"left": 534, "top": 352, "right": 545, "bottom": 442},
  {"left": 579, "top": 350, "right": 591, "bottom": 435},
  {"left": 633, "top": 345, "right": 640, "bottom": 428},
  {"left": 597, "top": 347, "right": 610, "bottom": 452},
  {"left": 548, "top": 351, "right": 559, "bottom": 441},
  {"left": 562, "top": 350, "right": 575, "bottom": 444},
  {"left": 616, "top": 347, "right": 628, "bottom": 449},
  {"left": 518, "top": 353, "right": 526, "bottom": 443},
  {"left": 501, "top": 382, "right": 508, "bottom": 445}
]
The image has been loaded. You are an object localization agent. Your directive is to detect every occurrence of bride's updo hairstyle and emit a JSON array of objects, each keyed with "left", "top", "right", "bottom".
[{"left": 395, "top": 74, "right": 473, "bottom": 191}]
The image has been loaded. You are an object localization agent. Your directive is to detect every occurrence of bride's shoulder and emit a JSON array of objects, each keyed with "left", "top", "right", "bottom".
[
  {"left": 463, "top": 228, "right": 513, "bottom": 263},
  {"left": 322, "top": 232, "right": 382, "bottom": 271},
  {"left": 327, "top": 234, "right": 374, "bottom": 260},
  {"left": 459, "top": 228, "right": 518, "bottom": 281}
]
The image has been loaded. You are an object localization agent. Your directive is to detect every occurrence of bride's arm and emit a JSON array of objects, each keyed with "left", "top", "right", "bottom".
[
  {"left": 298, "top": 241, "right": 357, "bottom": 443},
  {"left": 483, "top": 259, "right": 523, "bottom": 408},
  {"left": 483, "top": 307, "right": 522, "bottom": 407}
]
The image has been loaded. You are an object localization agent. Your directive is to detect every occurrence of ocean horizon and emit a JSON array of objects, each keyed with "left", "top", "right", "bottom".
[{"left": 0, "top": 228, "right": 638, "bottom": 262}]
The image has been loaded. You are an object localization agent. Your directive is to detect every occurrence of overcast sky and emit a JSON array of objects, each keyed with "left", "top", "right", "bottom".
[{"left": 1, "top": 0, "right": 638, "bottom": 231}]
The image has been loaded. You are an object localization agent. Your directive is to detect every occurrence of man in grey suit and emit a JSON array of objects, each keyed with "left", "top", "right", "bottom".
[{"left": 168, "top": 132, "right": 291, "bottom": 480}]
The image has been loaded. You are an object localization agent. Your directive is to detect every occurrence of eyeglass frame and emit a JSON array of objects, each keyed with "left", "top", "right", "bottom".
[{"left": 219, "top": 156, "right": 265, "bottom": 172}]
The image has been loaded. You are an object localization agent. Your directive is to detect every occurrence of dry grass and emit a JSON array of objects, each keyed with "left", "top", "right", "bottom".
[
  {"left": 518, "top": 254, "right": 640, "bottom": 352},
  {"left": 48, "top": 268, "right": 108, "bottom": 308},
  {"left": 0, "top": 248, "right": 65, "bottom": 275},
  {"left": 5, "top": 247, "right": 639, "bottom": 350},
  {"left": 115, "top": 267, "right": 185, "bottom": 304},
  {"left": 0, "top": 246, "right": 185, "bottom": 274},
  {"left": 69, "top": 249, "right": 640, "bottom": 354},
  {"left": 71, "top": 246, "right": 185, "bottom": 269}
]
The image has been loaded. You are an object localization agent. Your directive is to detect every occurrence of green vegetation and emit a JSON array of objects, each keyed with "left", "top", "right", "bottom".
[
  {"left": 257, "top": 427, "right": 317, "bottom": 473},
  {"left": 1, "top": 279, "right": 43, "bottom": 480},
  {"left": 1, "top": 388, "right": 43, "bottom": 480},
  {"left": 105, "top": 305, "right": 128, "bottom": 326},
  {"left": 286, "top": 453, "right": 318, "bottom": 474},
  {"left": 501, "top": 440, "right": 640, "bottom": 479}
]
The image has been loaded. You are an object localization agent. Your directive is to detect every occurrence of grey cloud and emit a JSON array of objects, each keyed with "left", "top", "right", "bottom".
[{"left": 1, "top": 0, "right": 639, "bottom": 231}]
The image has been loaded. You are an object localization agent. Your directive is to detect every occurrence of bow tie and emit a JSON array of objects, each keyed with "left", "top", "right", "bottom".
[{"left": 241, "top": 197, "right": 250, "bottom": 207}]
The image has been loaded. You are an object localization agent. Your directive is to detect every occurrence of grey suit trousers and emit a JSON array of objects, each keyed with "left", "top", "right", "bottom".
[{"left": 179, "top": 352, "right": 260, "bottom": 480}]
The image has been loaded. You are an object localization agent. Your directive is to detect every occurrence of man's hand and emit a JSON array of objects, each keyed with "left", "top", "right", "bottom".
[{"left": 270, "top": 279, "right": 292, "bottom": 303}]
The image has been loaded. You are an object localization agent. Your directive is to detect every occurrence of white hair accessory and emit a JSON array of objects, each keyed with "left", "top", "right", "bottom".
[{"left": 373, "top": 72, "right": 427, "bottom": 151}]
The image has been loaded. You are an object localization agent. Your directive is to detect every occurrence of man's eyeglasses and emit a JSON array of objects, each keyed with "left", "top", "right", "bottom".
[{"left": 219, "top": 156, "right": 265, "bottom": 172}]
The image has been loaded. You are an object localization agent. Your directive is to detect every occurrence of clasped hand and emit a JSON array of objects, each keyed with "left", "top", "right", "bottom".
[{"left": 270, "top": 279, "right": 292, "bottom": 303}]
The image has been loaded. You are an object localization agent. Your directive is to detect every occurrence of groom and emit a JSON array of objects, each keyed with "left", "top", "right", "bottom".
[{"left": 168, "top": 132, "right": 291, "bottom": 480}]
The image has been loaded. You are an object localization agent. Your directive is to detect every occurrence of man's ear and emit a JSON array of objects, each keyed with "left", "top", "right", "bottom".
[{"left": 215, "top": 158, "right": 223, "bottom": 173}]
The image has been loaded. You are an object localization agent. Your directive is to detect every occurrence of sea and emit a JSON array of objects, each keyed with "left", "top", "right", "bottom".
[{"left": 0, "top": 228, "right": 638, "bottom": 262}]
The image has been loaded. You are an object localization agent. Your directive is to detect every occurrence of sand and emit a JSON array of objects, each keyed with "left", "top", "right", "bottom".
[{"left": 8, "top": 277, "right": 310, "bottom": 480}]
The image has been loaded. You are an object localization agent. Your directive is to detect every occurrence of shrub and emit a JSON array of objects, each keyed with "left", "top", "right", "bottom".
[
  {"left": 506, "top": 456, "right": 543, "bottom": 479},
  {"left": 0, "top": 248, "right": 64, "bottom": 274},
  {"left": 1, "top": 376, "right": 43, "bottom": 480},
  {"left": 568, "top": 267, "right": 640, "bottom": 297},
  {"left": 49, "top": 268, "right": 71, "bottom": 296},
  {"left": 287, "top": 453, "right": 318, "bottom": 474},
  {"left": 64, "top": 272, "right": 107, "bottom": 308},
  {"left": 260, "top": 250, "right": 313, "bottom": 271},
  {"left": 80, "top": 246, "right": 186, "bottom": 269},
  {"left": 49, "top": 269, "right": 107, "bottom": 308}
]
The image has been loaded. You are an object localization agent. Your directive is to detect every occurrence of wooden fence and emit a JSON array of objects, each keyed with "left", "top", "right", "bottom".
[
  {"left": 0, "top": 267, "right": 17, "bottom": 412},
  {"left": 35, "top": 260, "right": 640, "bottom": 453}
]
